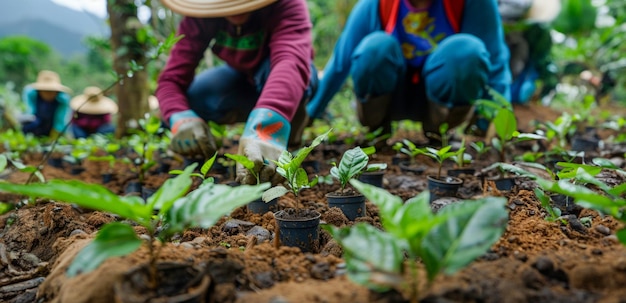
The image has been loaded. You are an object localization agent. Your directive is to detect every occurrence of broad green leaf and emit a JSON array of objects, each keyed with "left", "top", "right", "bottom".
[
  {"left": 334, "top": 147, "right": 368, "bottom": 187},
  {"left": 323, "top": 223, "right": 404, "bottom": 291},
  {"left": 534, "top": 188, "right": 561, "bottom": 222},
  {"left": 145, "top": 115, "right": 162, "bottom": 135},
  {"left": 493, "top": 108, "right": 517, "bottom": 141},
  {"left": 295, "top": 168, "right": 310, "bottom": 189},
  {"left": 262, "top": 185, "right": 289, "bottom": 202},
  {"left": 366, "top": 163, "right": 387, "bottom": 172},
  {"left": 515, "top": 133, "right": 545, "bottom": 141},
  {"left": 617, "top": 229, "right": 626, "bottom": 246},
  {"left": 0, "top": 155, "right": 6, "bottom": 172},
  {"left": 361, "top": 146, "right": 376, "bottom": 156},
  {"left": 0, "top": 180, "right": 149, "bottom": 224},
  {"left": 0, "top": 202, "right": 13, "bottom": 215},
  {"left": 592, "top": 158, "right": 620, "bottom": 170},
  {"left": 421, "top": 197, "right": 508, "bottom": 281},
  {"left": 166, "top": 182, "right": 270, "bottom": 233},
  {"left": 201, "top": 153, "right": 218, "bottom": 176},
  {"left": 350, "top": 180, "right": 402, "bottom": 229},
  {"left": 291, "top": 129, "right": 330, "bottom": 170},
  {"left": 149, "top": 164, "right": 195, "bottom": 213},
  {"left": 67, "top": 223, "right": 142, "bottom": 277},
  {"left": 225, "top": 153, "right": 255, "bottom": 170}
]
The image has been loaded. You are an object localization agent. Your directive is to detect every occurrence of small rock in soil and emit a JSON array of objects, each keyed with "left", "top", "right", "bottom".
[
  {"left": 521, "top": 267, "right": 545, "bottom": 290},
  {"left": 594, "top": 224, "right": 611, "bottom": 235},
  {"left": 269, "top": 296, "right": 290, "bottom": 303},
  {"left": 253, "top": 271, "right": 275, "bottom": 288},
  {"left": 222, "top": 219, "right": 255, "bottom": 235},
  {"left": 246, "top": 226, "right": 272, "bottom": 243},
  {"left": 430, "top": 197, "right": 461, "bottom": 213},
  {"left": 533, "top": 256, "right": 554, "bottom": 274},
  {"left": 311, "top": 262, "right": 333, "bottom": 280},
  {"left": 591, "top": 248, "right": 603, "bottom": 255},
  {"left": 69, "top": 229, "right": 86, "bottom": 237},
  {"left": 567, "top": 215, "right": 588, "bottom": 234},
  {"left": 514, "top": 251, "right": 528, "bottom": 262}
]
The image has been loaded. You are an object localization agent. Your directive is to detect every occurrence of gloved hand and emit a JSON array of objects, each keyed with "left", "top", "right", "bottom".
[
  {"left": 236, "top": 108, "right": 290, "bottom": 185},
  {"left": 170, "top": 110, "right": 217, "bottom": 158}
]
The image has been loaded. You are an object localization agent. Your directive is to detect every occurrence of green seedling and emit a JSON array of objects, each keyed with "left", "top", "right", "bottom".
[
  {"left": 534, "top": 188, "right": 566, "bottom": 224},
  {"left": 425, "top": 123, "right": 450, "bottom": 148},
  {"left": 0, "top": 163, "right": 269, "bottom": 289},
  {"left": 453, "top": 140, "right": 472, "bottom": 168},
  {"left": 225, "top": 153, "right": 261, "bottom": 184},
  {"left": 330, "top": 146, "right": 369, "bottom": 193},
  {"left": 262, "top": 130, "right": 331, "bottom": 209},
  {"left": 469, "top": 141, "right": 491, "bottom": 161},
  {"left": 419, "top": 145, "right": 461, "bottom": 179},
  {"left": 169, "top": 152, "right": 217, "bottom": 184},
  {"left": 324, "top": 180, "right": 508, "bottom": 303},
  {"left": 399, "top": 139, "right": 422, "bottom": 165}
]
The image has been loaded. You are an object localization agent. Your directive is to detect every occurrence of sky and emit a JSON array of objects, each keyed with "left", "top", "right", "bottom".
[{"left": 51, "top": 0, "right": 107, "bottom": 18}]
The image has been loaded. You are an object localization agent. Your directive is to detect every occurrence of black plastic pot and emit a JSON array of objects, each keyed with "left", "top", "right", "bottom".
[
  {"left": 488, "top": 177, "right": 516, "bottom": 191},
  {"left": 358, "top": 171, "right": 385, "bottom": 188},
  {"left": 302, "top": 160, "right": 320, "bottom": 174},
  {"left": 125, "top": 181, "right": 156, "bottom": 201},
  {"left": 247, "top": 197, "right": 278, "bottom": 214},
  {"left": 447, "top": 168, "right": 476, "bottom": 178},
  {"left": 102, "top": 173, "right": 113, "bottom": 184},
  {"left": 427, "top": 175, "right": 463, "bottom": 203},
  {"left": 571, "top": 136, "right": 599, "bottom": 152},
  {"left": 274, "top": 209, "right": 321, "bottom": 253},
  {"left": 47, "top": 157, "right": 64, "bottom": 168},
  {"left": 398, "top": 161, "right": 427, "bottom": 175},
  {"left": 70, "top": 166, "right": 85, "bottom": 175},
  {"left": 326, "top": 193, "right": 366, "bottom": 220}
]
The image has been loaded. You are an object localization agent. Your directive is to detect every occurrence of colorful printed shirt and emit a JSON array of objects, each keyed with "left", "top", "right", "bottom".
[
  {"left": 392, "top": 0, "right": 456, "bottom": 68},
  {"left": 156, "top": 0, "right": 313, "bottom": 124},
  {"left": 308, "top": 0, "right": 511, "bottom": 118},
  {"left": 72, "top": 112, "right": 112, "bottom": 133}
]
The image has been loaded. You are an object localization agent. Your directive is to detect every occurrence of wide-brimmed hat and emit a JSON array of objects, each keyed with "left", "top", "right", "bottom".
[
  {"left": 70, "top": 87, "right": 118, "bottom": 115},
  {"left": 527, "top": 0, "right": 561, "bottom": 23},
  {"left": 29, "top": 70, "right": 72, "bottom": 93},
  {"left": 160, "top": 0, "right": 277, "bottom": 18}
]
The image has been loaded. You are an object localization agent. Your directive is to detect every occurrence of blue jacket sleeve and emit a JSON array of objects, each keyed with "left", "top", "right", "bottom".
[
  {"left": 461, "top": 0, "right": 511, "bottom": 101},
  {"left": 53, "top": 92, "right": 71, "bottom": 133},
  {"left": 306, "top": 0, "right": 382, "bottom": 119}
]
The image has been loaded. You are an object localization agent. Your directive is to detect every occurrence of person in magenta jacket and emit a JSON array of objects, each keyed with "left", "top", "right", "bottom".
[
  {"left": 156, "top": 0, "right": 316, "bottom": 184},
  {"left": 307, "top": 0, "right": 511, "bottom": 138}
]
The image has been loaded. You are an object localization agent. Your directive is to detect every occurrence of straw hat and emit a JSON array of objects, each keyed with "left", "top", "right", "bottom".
[
  {"left": 70, "top": 87, "right": 118, "bottom": 115},
  {"left": 29, "top": 70, "right": 72, "bottom": 93},
  {"left": 527, "top": 0, "right": 562, "bottom": 23},
  {"left": 160, "top": 0, "right": 277, "bottom": 18}
]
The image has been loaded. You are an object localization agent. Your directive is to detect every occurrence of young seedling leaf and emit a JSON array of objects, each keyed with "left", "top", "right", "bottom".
[
  {"left": 332, "top": 147, "right": 369, "bottom": 190},
  {"left": 323, "top": 223, "right": 404, "bottom": 292},
  {"left": 421, "top": 197, "right": 508, "bottom": 281},
  {"left": 66, "top": 222, "right": 142, "bottom": 277},
  {"left": 166, "top": 182, "right": 270, "bottom": 233},
  {"left": 262, "top": 185, "right": 289, "bottom": 202},
  {"left": 0, "top": 155, "right": 8, "bottom": 172},
  {"left": 201, "top": 152, "right": 218, "bottom": 176},
  {"left": 225, "top": 153, "right": 255, "bottom": 170},
  {"left": 148, "top": 163, "right": 195, "bottom": 212},
  {"left": 0, "top": 180, "right": 149, "bottom": 223}
]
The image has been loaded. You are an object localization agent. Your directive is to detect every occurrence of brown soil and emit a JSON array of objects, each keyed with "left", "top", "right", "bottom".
[{"left": 2, "top": 102, "right": 626, "bottom": 303}]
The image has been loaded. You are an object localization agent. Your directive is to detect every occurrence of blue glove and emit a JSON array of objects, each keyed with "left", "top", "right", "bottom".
[
  {"left": 237, "top": 108, "right": 290, "bottom": 185},
  {"left": 169, "top": 110, "right": 216, "bottom": 158}
]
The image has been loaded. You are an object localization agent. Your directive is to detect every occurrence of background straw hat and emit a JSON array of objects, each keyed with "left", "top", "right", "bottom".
[
  {"left": 160, "top": 0, "right": 277, "bottom": 17},
  {"left": 29, "top": 70, "right": 72, "bottom": 93},
  {"left": 527, "top": 0, "right": 562, "bottom": 23},
  {"left": 70, "top": 87, "right": 118, "bottom": 115}
]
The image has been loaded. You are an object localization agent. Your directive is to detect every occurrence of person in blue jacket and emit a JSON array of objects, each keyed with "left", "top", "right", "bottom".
[
  {"left": 307, "top": 0, "right": 511, "bottom": 139},
  {"left": 20, "top": 70, "right": 72, "bottom": 137},
  {"left": 498, "top": 0, "right": 561, "bottom": 104}
]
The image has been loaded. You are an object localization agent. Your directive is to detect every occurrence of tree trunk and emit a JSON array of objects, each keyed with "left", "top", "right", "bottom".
[{"left": 107, "top": 0, "right": 150, "bottom": 137}]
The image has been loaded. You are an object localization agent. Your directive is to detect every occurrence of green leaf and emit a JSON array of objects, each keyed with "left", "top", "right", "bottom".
[
  {"left": 0, "top": 180, "right": 150, "bottom": 224},
  {"left": 165, "top": 182, "right": 270, "bottom": 233},
  {"left": 290, "top": 129, "right": 330, "bottom": 170},
  {"left": 66, "top": 223, "right": 142, "bottom": 277},
  {"left": 262, "top": 185, "right": 289, "bottom": 202},
  {"left": 493, "top": 108, "right": 517, "bottom": 141},
  {"left": 323, "top": 223, "right": 404, "bottom": 291},
  {"left": 334, "top": 147, "right": 369, "bottom": 187},
  {"left": 350, "top": 179, "right": 402, "bottom": 231},
  {"left": 201, "top": 153, "right": 218, "bottom": 176},
  {"left": 0, "top": 202, "right": 13, "bottom": 215},
  {"left": 617, "top": 229, "right": 626, "bottom": 246},
  {"left": 0, "top": 155, "right": 8, "bottom": 172},
  {"left": 225, "top": 153, "right": 255, "bottom": 170},
  {"left": 421, "top": 198, "right": 508, "bottom": 281},
  {"left": 148, "top": 164, "right": 195, "bottom": 213}
]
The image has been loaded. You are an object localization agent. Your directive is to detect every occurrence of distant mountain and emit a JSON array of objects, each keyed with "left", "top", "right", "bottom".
[{"left": 0, "top": 0, "right": 109, "bottom": 57}]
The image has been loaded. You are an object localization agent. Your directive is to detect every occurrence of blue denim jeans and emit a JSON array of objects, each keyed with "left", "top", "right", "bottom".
[
  {"left": 186, "top": 59, "right": 318, "bottom": 124},
  {"left": 72, "top": 123, "right": 115, "bottom": 139}
]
